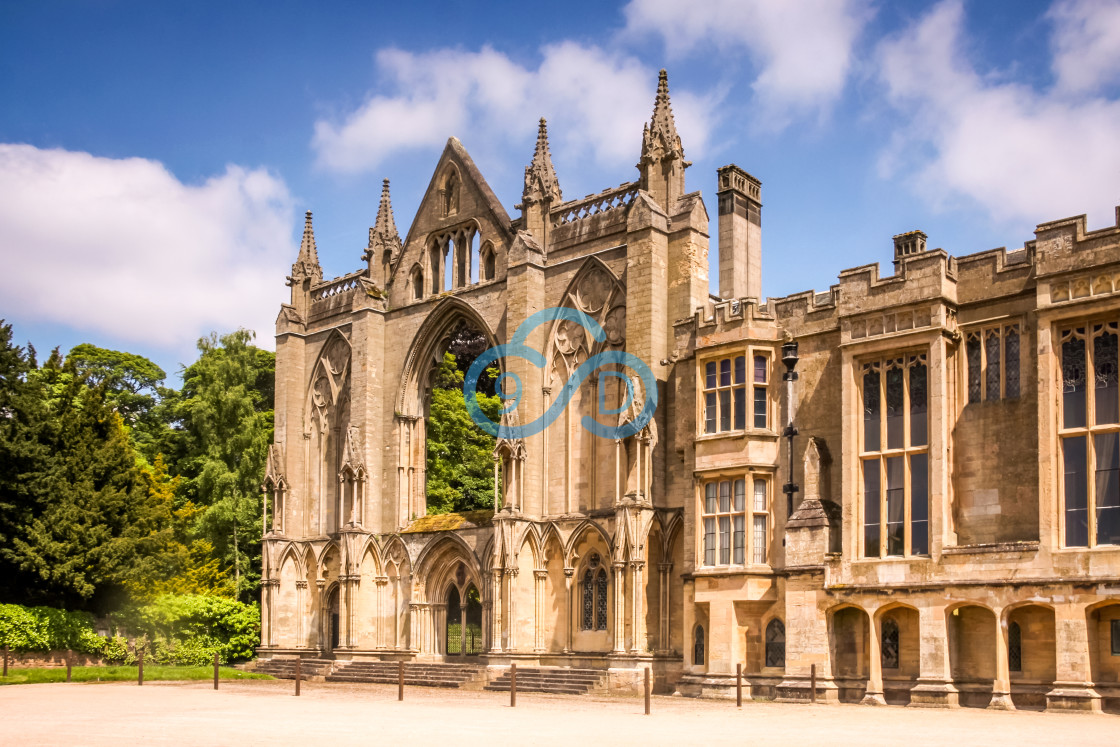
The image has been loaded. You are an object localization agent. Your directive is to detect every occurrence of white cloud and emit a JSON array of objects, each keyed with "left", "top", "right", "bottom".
[
  {"left": 1048, "top": 0, "right": 1120, "bottom": 95},
  {"left": 621, "top": 0, "right": 872, "bottom": 125},
  {"left": 0, "top": 144, "right": 294, "bottom": 350},
  {"left": 877, "top": 0, "right": 1120, "bottom": 227},
  {"left": 312, "top": 42, "right": 717, "bottom": 175}
]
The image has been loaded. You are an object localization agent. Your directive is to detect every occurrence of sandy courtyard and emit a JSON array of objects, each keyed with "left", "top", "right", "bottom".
[{"left": 2, "top": 680, "right": 1116, "bottom": 746}]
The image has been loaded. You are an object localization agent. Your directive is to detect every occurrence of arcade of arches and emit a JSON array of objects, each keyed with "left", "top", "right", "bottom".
[{"left": 260, "top": 70, "right": 1120, "bottom": 708}]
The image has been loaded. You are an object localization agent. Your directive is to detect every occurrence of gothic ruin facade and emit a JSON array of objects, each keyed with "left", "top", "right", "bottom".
[{"left": 259, "top": 70, "right": 1120, "bottom": 711}]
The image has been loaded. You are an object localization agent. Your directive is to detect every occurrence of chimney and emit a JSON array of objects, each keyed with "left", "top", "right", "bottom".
[
  {"left": 717, "top": 164, "right": 762, "bottom": 301},
  {"left": 892, "top": 230, "right": 927, "bottom": 272}
]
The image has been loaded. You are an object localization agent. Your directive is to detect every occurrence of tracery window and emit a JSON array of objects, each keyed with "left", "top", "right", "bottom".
[
  {"left": 966, "top": 324, "right": 1020, "bottom": 403},
  {"left": 693, "top": 625, "right": 705, "bottom": 666},
  {"left": 701, "top": 476, "right": 770, "bottom": 567},
  {"left": 1008, "top": 621, "right": 1022, "bottom": 672},
  {"left": 764, "top": 619, "right": 785, "bottom": 668},
  {"left": 1059, "top": 322, "right": 1120, "bottom": 547},
  {"left": 580, "top": 553, "right": 608, "bottom": 631},
  {"left": 881, "top": 617, "right": 899, "bottom": 670},
  {"left": 861, "top": 355, "right": 929, "bottom": 557}
]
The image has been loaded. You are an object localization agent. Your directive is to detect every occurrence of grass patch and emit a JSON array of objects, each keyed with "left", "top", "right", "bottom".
[{"left": 0, "top": 665, "right": 274, "bottom": 686}]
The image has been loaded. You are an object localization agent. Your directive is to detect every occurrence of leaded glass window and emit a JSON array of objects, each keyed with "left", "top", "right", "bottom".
[
  {"left": 581, "top": 568, "right": 594, "bottom": 631},
  {"left": 1060, "top": 323, "right": 1120, "bottom": 547},
  {"left": 701, "top": 477, "right": 767, "bottom": 566},
  {"left": 862, "top": 354, "right": 929, "bottom": 557},
  {"left": 985, "top": 329, "right": 1001, "bottom": 401},
  {"left": 967, "top": 333, "right": 982, "bottom": 403},
  {"left": 1008, "top": 621, "right": 1022, "bottom": 672},
  {"left": 765, "top": 619, "right": 785, "bottom": 668},
  {"left": 594, "top": 568, "right": 608, "bottom": 631},
  {"left": 881, "top": 618, "right": 899, "bottom": 669},
  {"left": 701, "top": 355, "right": 747, "bottom": 433},
  {"left": 967, "top": 324, "right": 1021, "bottom": 403}
]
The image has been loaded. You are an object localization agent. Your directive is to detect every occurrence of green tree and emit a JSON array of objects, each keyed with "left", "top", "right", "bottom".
[
  {"left": 178, "top": 330, "right": 273, "bottom": 602},
  {"left": 8, "top": 352, "right": 172, "bottom": 610},
  {"left": 425, "top": 350, "right": 502, "bottom": 514},
  {"left": 0, "top": 322, "right": 52, "bottom": 603}
]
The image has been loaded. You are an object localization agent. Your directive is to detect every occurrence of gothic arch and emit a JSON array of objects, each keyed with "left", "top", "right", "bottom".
[
  {"left": 545, "top": 255, "right": 627, "bottom": 382},
  {"left": 564, "top": 520, "right": 614, "bottom": 567},
  {"left": 396, "top": 295, "right": 501, "bottom": 418},
  {"left": 414, "top": 534, "right": 484, "bottom": 604},
  {"left": 276, "top": 542, "right": 306, "bottom": 580}
]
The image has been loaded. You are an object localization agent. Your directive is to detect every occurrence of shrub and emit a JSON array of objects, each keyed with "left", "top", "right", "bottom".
[
  {"left": 0, "top": 604, "right": 103, "bottom": 653},
  {"left": 101, "top": 635, "right": 134, "bottom": 665},
  {"left": 123, "top": 594, "right": 260, "bottom": 663}
]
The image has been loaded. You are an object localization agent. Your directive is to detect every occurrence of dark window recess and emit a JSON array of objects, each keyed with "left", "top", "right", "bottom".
[
  {"left": 967, "top": 334, "right": 982, "bottom": 403},
  {"left": 765, "top": 619, "right": 786, "bottom": 668},
  {"left": 694, "top": 625, "right": 705, "bottom": 666},
  {"left": 881, "top": 618, "right": 900, "bottom": 670},
  {"left": 1008, "top": 621, "right": 1022, "bottom": 672},
  {"left": 1111, "top": 619, "right": 1120, "bottom": 656}
]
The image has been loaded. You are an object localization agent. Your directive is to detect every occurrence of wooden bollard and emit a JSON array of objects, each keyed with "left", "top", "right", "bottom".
[
  {"left": 397, "top": 661, "right": 404, "bottom": 701},
  {"left": 66, "top": 651, "right": 72, "bottom": 683},
  {"left": 510, "top": 663, "right": 517, "bottom": 708},
  {"left": 736, "top": 663, "right": 742, "bottom": 708},
  {"left": 138, "top": 650, "right": 144, "bottom": 686},
  {"left": 644, "top": 667, "right": 651, "bottom": 715},
  {"left": 213, "top": 652, "right": 219, "bottom": 690},
  {"left": 810, "top": 663, "right": 817, "bottom": 704},
  {"left": 2, "top": 644, "right": 7, "bottom": 677}
]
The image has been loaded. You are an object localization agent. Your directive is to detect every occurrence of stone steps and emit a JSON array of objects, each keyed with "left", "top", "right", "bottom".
[
  {"left": 484, "top": 667, "right": 607, "bottom": 695},
  {"left": 326, "top": 661, "right": 484, "bottom": 688},
  {"left": 253, "top": 658, "right": 335, "bottom": 679}
]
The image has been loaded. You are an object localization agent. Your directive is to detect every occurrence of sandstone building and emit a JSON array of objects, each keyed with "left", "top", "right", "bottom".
[{"left": 259, "top": 70, "right": 1120, "bottom": 711}]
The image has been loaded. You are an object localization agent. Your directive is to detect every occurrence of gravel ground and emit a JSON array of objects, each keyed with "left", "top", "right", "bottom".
[{"left": 2, "top": 679, "right": 1116, "bottom": 746}]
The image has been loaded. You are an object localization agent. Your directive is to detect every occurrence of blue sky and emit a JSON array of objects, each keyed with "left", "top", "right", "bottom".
[{"left": 2, "top": 0, "right": 1119, "bottom": 381}]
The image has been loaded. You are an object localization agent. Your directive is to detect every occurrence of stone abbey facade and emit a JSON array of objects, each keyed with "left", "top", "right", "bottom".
[{"left": 259, "top": 70, "right": 1120, "bottom": 711}]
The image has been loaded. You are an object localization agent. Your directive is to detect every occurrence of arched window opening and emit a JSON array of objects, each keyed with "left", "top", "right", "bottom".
[
  {"left": 464, "top": 585, "right": 483, "bottom": 655},
  {"left": 881, "top": 617, "right": 900, "bottom": 669},
  {"left": 765, "top": 618, "right": 785, "bottom": 668},
  {"left": 424, "top": 323, "right": 500, "bottom": 514},
  {"left": 446, "top": 585, "right": 462, "bottom": 655},
  {"left": 1008, "top": 621, "right": 1022, "bottom": 673},
  {"left": 481, "top": 243, "right": 495, "bottom": 282},
  {"left": 430, "top": 244, "right": 442, "bottom": 295},
  {"left": 443, "top": 171, "right": 459, "bottom": 217},
  {"left": 327, "top": 586, "right": 341, "bottom": 650},
  {"left": 580, "top": 552, "right": 608, "bottom": 631},
  {"left": 412, "top": 266, "right": 424, "bottom": 300},
  {"left": 470, "top": 230, "right": 480, "bottom": 284},
  {"left": 455, "top": 233, "right": 467, "bottom": 288},
  {"left": 443, "top": 237, "right": 454, "bottom": 291},
  {"left": 693, "top": 625, "right": 705, "bottom": 666}
]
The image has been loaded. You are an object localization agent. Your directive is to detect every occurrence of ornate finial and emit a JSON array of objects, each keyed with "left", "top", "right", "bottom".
[
  {"left": 366, "top": 178, "right": 402, "bottom": 263},
  {"left": 522, "top": 117, "right": 562, "bottom": 205},
  {"left": 290, "top": 210, "right": 323, "bottom": 284},
  {"left": 642, "top": 68, "right": 683, "bottom": 164}
]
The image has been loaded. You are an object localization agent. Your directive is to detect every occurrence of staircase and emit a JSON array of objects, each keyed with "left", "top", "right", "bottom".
[
  {"left": 484, "top": 667, "right": 607, "bottom": 695},
  {"left": 326, "top": 661, "right": 485, "bottom": 688},
  {"left": 253, "top": 658, "right": 335, "bottom": 679}
]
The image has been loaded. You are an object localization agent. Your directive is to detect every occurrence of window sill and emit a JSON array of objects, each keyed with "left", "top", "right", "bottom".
[
  {"left": 689, "top": 565, "right": 775, "bottom": 577},
  {"left": 850, "top": 555, "right": 931, "bottom": 564},
  {"left": 695, "top": 429, "right": 779, "bottom": 443}
]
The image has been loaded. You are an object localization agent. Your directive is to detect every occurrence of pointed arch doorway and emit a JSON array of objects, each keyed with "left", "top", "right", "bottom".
[{"left": 445, "top": 583, "right": 483, "bottom": 656}]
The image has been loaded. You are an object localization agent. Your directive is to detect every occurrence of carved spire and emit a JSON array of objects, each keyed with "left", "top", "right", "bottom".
[
  {"left": 638, "top": 69, "right": 687, "bottom": 211},
  {"left": 641, "top": 69, "right": 684, "bottom": 164},
  {"left": 365, "top": 178, "right": 402, "bottom": 264},
  {"left": 522, "top": 117, "right": 562, "bottom": 205},
  {"left": 289, "top": 210, "right": 323, "bottom": 285}
]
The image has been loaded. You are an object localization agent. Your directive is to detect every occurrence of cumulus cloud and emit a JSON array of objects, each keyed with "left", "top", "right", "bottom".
[
  {"left": 877, "top": 0, "right": 1120, "bottom": 227},
  {"left": 0, "top": 144, "right": 294, "bottom": 350},
  {"left": 621, "top": 0, "right": 872, "bottom": 125},
  {"left": 1048, "top": 0, "right": 1120, "bottom": 95},
  {"left": 312, "top": 42, "right": 717, "bottom": 175}
]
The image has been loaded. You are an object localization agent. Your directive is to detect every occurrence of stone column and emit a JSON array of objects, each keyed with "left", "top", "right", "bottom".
[
  {"left": 612, "top": 562, "right": 626, "bottom": 654},
  {"left": 1047, "top": 603, "right": 1102, "bottom": 712},
  {"left": 658, "top": 562, "right": 672, "bottom": 652},
  {"left": 563, "top": 568, "right": 574, "bottom": 653},
  {"left": 507, "top": 568, "right": 519, "bottom": 651},
  {"left": 989, "top": 608, "right": 1014, "bottom": 710},
  {"left": 460, "top": 603, "right": 468, "bottom": 656},
  {"left": 295, "top": 580, "right": 307, "bottom": 648},
  {"left": 491, "top": 569, "right": 504, "bottom": 652},
  {"left": 631, "top": 561, "right": 646, "bottom": 653},
  {"left": 862, "top": 612, "right": 886, "bottom": 705},
  {"left": 534, "top": 570, "right": 548, "bottom": 652},
  {"left": 316, "top": 579, "right": 326, "bottom": 652},
  {"left": 409, "top": 603, "right": 421, "bottom": 653},
  {"left": 375, "top": 576, "right": 388, "bottom": 649},
  {"left": 909, "top": 604, "right": 958, "bottom": 707}
]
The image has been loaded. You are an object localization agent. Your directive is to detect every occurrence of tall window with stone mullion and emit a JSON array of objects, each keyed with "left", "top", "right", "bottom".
[
  {"left": 702, "top": 479, "right": 748, "bottom": 565},
  {"left": 1060, "top": 323, "right": 1120, "bottom": 547},
  {"left": 702, "top": 356, "right": 746, "bottom": 433},
  {"left": 861, "top": 355, "right": 930, "bottom": 557}
]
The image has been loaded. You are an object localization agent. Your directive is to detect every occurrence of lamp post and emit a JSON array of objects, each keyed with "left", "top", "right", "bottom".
[{"left": 781, "top": 340, "right": 800, "bottom": 516}]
